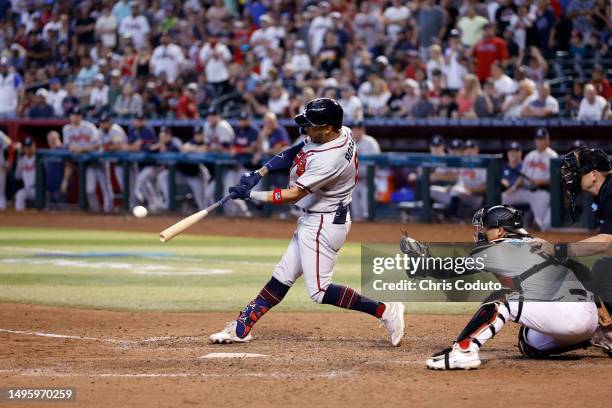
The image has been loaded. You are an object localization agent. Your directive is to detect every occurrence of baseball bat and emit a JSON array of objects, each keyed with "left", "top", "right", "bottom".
[{"left": 159, "top": 194, "right": 232, "bottom": 243}]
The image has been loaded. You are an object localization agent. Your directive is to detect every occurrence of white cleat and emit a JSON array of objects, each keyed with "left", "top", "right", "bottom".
[
  {"left": 380, "top": 302, "right": 405, "bottom": 346},
  {"left": 209, "top": 321, "right": 253, "bottom": 344},
  {"left": 591, "top": 326, "right": 612, "bottom": 357},
  {"left": 426, "top": 342, "right": 481, "bottom": 370}
]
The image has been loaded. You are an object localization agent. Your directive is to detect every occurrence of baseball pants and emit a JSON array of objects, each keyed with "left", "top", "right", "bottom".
[
  {"left": 272, "top": 211, "right": 351, "bottom": 303},
  {"left": 15, "top": 186, "right": 35, "bottom": 211},
  {"left": 503, "top": 188, "right": 551, "bottom": 230},
  {"left": 157, "top": 169, "right": 208, "bottom": 210},
  {"left": 135, "top": 166, "right": 164, "bottom": 210},
  {"left": 86, "top": 164, "right": 113, "bottom": 212},
  {"left": 0, "top": 166, "right": 5, "bottom": 210},
  {"left": 351, "top": 181, "right": 369, "bottom": 220},
  {"left": 511, "top": 300, "right": 597, "bottom": 350}
]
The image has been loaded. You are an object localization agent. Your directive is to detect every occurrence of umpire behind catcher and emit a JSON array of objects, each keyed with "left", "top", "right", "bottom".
[{"left": 557, "top": 147, "right": 612, "bottom": 349}]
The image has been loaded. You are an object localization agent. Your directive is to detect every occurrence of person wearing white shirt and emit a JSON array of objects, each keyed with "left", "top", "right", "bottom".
[
  {"left": 308, "top": 5, "right": 333, "bottom": 54},
  {"left": 577, "top": 83, "right": 609, "bottom": 120},
  {"left": 46, "top": 78, "right": 67, "bottom": 117},
  {"left": 249, "top": 14, "right": 283, "bottom": 58},
  {"left": 90, "top": 74, "right": 109, "bottom": 110},
  {"left": 267, "top": 84, "right": 290, "bottom": 116},
  {"left": 443, "top": 30, "right": 468, "bottom": 90},
  {"left": 118, "top": 2, "right": 150, "bottom": 50},
  {"left": 491, "top": 63, "right": 517, "bottom": 98},
  {"left": 42, "top": 13, "right": 62, "bottom": 42},
  {"left": 521, "top": 82, "right": 559, "bottom": 118},
  {"left": 95, "top": 6, "right": 118, "bottom": 48},
  {"left": 339, "top": 85, "right": 364, "bottom": 121},
  {"left": 503, "top": 128, "right": 557, "bottom": 230},
  {"left": 383, "top": 0, "right": 410, "bottom": 40},
  {"left": 456, "top": 6, "right": 489, "bottom": 47},
  {"left": 351, "top": 122, "right": 381, "bottom": 220},
  {"left": 198, "top": 35, "right": 232, "bottom": 95},
  {"left": 0, "top": 58, "right": 23, "bottom": 118},
  {"left": 288, "top": 40, "right": 311, "bottom": 76},
  {"left": 150, "top": 33, "right": 185, "bottom": 83}
]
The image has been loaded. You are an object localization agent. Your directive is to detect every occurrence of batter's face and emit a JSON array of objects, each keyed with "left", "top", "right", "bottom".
[{"left": 306, "top": 125, "right": 337, "bottom": 144}]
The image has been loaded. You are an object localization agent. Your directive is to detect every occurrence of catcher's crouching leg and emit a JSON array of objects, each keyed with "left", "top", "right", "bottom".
[{"left": 517, "top": 326, "right": 592, "bottom": 358}]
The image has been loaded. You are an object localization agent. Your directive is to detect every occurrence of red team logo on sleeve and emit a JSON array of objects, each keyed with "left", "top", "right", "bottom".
[{"left": 293, "top": 151, "right": 307, "bottom": 176}]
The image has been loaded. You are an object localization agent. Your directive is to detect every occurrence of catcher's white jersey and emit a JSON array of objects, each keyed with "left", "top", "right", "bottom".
[{"left": 290, "top": 126, "right": 358, "bottom": 213}]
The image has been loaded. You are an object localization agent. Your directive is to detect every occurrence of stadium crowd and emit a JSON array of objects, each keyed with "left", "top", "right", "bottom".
[{"left": 0, "top": 0, "right": 611, "bottom": 121}]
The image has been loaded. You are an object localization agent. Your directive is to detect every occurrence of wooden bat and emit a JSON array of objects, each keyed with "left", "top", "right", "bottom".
[{"left": 159, "top": 195, "right": 232, "bottom": 243}]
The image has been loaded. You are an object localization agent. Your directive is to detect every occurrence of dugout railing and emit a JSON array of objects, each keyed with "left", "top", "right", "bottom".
[{"left": 34, "top": 150, "right": 605, "bottom": 229}]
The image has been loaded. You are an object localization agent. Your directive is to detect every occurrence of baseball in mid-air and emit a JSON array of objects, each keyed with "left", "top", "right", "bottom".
[{"left": 132, "top": 206, "right": 148, "bottom": 218}]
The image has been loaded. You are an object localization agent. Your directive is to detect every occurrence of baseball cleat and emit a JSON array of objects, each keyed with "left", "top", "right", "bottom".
[
  {"left": 209, "top": 321, "right": 253, "bottom": 344},
  {"left": 380, "top": 302, "right": 405, "bottom": 346},
  {"left": 426, "top": 341, "right": 481, "bottom": 370},
  {"left": 591, "top": 326, "right": 612, "bottom": 357}
]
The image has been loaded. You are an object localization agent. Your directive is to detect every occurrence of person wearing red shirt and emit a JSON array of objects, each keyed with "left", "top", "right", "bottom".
[
  {"left": 472, "top": 23, "right": 509, "bottom": 82},
  {"left": 175, "top": 83, "right": 200, "bottom": 119},
  {"left": 591, "top": 65, "right": 612, "bottom": 101}
]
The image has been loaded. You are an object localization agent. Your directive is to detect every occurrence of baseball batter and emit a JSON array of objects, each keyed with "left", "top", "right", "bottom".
[
  {"left": 412, "top": 205, "right": 598, "bottom": 370},
  {"left": 62, "top": 107, "right": 113, "bottom": 212},
  {"left": 210, "top": 98, "right": 405, "bottom": 345}
]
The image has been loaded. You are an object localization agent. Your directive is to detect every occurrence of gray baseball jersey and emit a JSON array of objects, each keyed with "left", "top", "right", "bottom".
[
  {"left": 99, "top": 124, "right": 127, "bottom": 148},
  {"left": 16, "top": 154, "right": 36, "bottom": 188},
  {"left": 521, "top": 147, "right": 558, "bottom": 185},
  {"left": 0, "top": 130, "right": 9, "bottom": 166},
  {"left": 469, "top": 237, "right": 590, "bottom": 302},
  {"left": 291, "top": 126, "right": 358, "bottom": 212},
  {"left": 62, "top": 120, "right": 100, "bottom": 150}
]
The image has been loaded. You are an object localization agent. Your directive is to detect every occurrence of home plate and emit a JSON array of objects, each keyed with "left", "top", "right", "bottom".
[{"left": 200, "top": 353, "right": 268, "bottom": 359}]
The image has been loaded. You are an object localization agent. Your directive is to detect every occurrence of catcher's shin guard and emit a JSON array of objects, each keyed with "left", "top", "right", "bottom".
[
  {"left": 518, "top": 326, "right": 591, "bottom": 358},
  {"left": 456, "top": 301, "right": 511, "bottom": 349}
]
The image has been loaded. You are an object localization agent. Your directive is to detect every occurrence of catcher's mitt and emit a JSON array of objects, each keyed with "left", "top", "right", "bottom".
[{"left": 399, "top": 232, "right": 429, "bottom": 258}]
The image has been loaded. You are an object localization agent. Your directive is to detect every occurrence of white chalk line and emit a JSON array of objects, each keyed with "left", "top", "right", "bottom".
[
  {"left": 1, "top": 368, "right": 354, "bottom": 380},
  {"left": 0, "top": 328, "right": 190, "bottom": 345},
  {"left": 200, "top": 352, "right": 268, "bottom": 359}
]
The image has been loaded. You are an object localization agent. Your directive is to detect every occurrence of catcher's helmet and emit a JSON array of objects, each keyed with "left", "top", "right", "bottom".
[
  {"left": 472, "top": 205, "right": 529, "bottom": 242},
  {"left": 294, "top": 98, "right": 343, "bottom": 131}
]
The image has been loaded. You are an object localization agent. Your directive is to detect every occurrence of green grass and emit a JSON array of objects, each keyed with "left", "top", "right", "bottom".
[{"left": 0, "top": 227, "right": 473, "bottom": 314}]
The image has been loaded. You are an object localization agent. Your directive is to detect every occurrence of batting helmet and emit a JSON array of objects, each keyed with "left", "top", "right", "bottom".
[
  {"left": 472, "top": 205, "right": 529, "bottom": 242},
  {"left": 294, "top": 98, "right": 343, "bottom": 131}
]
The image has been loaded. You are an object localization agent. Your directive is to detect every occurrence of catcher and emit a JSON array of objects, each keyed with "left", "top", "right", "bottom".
[{"left": 402, "top": 205, "right": 600, "bottom": 370}]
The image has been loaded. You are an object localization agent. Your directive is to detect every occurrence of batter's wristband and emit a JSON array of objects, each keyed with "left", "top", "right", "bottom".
[
  {"left": 554, "top": 243, "right": 568, "bottom": 260},
  {"left": 272, "top": 188, "right": 283, "bottom": 205}
]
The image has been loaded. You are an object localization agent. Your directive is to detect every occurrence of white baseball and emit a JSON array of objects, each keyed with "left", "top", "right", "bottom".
[{"left": 132, "top": 206, "right": 148, "bottom": 218}]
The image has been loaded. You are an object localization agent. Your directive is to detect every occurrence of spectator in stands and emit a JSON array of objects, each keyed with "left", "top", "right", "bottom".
[
  {"left": 457, "top": 5, "right": 488, "bottom": 47},
  {"left": 509, "top": 5, "right": 532, "bottom": 52},
  {"left": 354, "top": 1, "right": 383, "bottom": 51},
  {"left": 14, "top": 137, "right": 36, "bottom": 211},
  {"left": 426, "top": 45, "right": 445, "bottom": 80},
  {"left": 113, "top": 82, "right": 143, "bottom": 117},
  {"left": 107, "top": 70, "right": 123, "bottom": 108},
  {"left": 411, "top": 83, "right": 436, "bottom": 118},
  {"left": 416, "top": 0, "right": 447, "bottom": 51},
  {"left": 472, "top": 23, "right": 509, "bottom": 82},
  {"left": 46, "top": 78, "right": 66, "bottom": 117},
  {"left": 75, "top": 55, "right": 99, "bottom": 89},
  {"left": 60, "top": 82, "right": 81, "bottom": 119},
  {"left": 288, "top": 40, "right": 312, "bottom": 78},
  {"left": 118, "top": 1, "right": 150, "bottom": 50},
  {"left": 491, "top": 62, "right": 517, "bottom": 100},
  {"left": 578, "top": 83, "right": 610, "bottom": 119},
  {"left": 89, "top": 74, "right": 109, "bottom": 116},
  {"left": 199, "top": 33, "right": 232, "bottom": 97},
  {"left": 515, "top": 127, "right": 558, "bottom": 230},
  {"left": 351, "top": 121, "right": 381, "bottom": 221},
  {"left": 591, "top": 65, "right": 612, "bottom": 100},
  {"left": 532, "top": 0, "right": 557, "bottom": 56},
  {"left": 443, "top": 29, "right": 468, "bottom": 91},
  {"left": 436, "top": 89, "right": 459, "bottom": 118},
  {"left": 567, "top": 0, "right": 598, "bottom": 40},
  {"left": 256, "top": 111, "right": 290, "bottom": 157},
  {"left": 0, "top": 57, "right": 23, "bottom": 119},
  {"left": 175, "top": 83, "right": 199, "bottom": 119},
  {"left": 383, "top": 0, "right": 411, "bottom": 40},
  {"left": 338, "top": 85, "right": 364, "bottom": 121},
  {"left": 521, "top": 82, "right": 559, "bottom": 118},
  {"left": 0, "top": 130, "right": 13, "bottom": 210},
  {"left": 523, "top": 47, "right": 549, "bottom": 84},
  {"left": 502, "top": 79, "right": 536, "bottom": 118},
  {"left": 28, "top": 89, "right": 53, "bottom": 118},
  {"left": 150, "top": 32, "right": 185, "bottom": 83},
  {"left": 95, "top": 5, "right": 118, "bottom": 49},
  {"left": 456, "top": 74, "right": 488, "bottom": 118},
  {"left": 267, "top": 83, "right": 290, "bottom": 117},
  {"left": 363, "top": 79, "right": 391, "bottom": 117}
]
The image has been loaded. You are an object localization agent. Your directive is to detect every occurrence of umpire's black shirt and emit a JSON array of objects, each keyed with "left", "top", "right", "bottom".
[{"left": 594, "top": 173, "right": 612, "bottom": 234}]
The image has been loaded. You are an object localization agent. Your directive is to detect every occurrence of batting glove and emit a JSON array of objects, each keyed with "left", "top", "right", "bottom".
[
  {"left": 239, "top": 171, "right": 263, "bottom": 190},
  {"left": 229, "top": 183, "right": 251, "bottom": 200}
]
